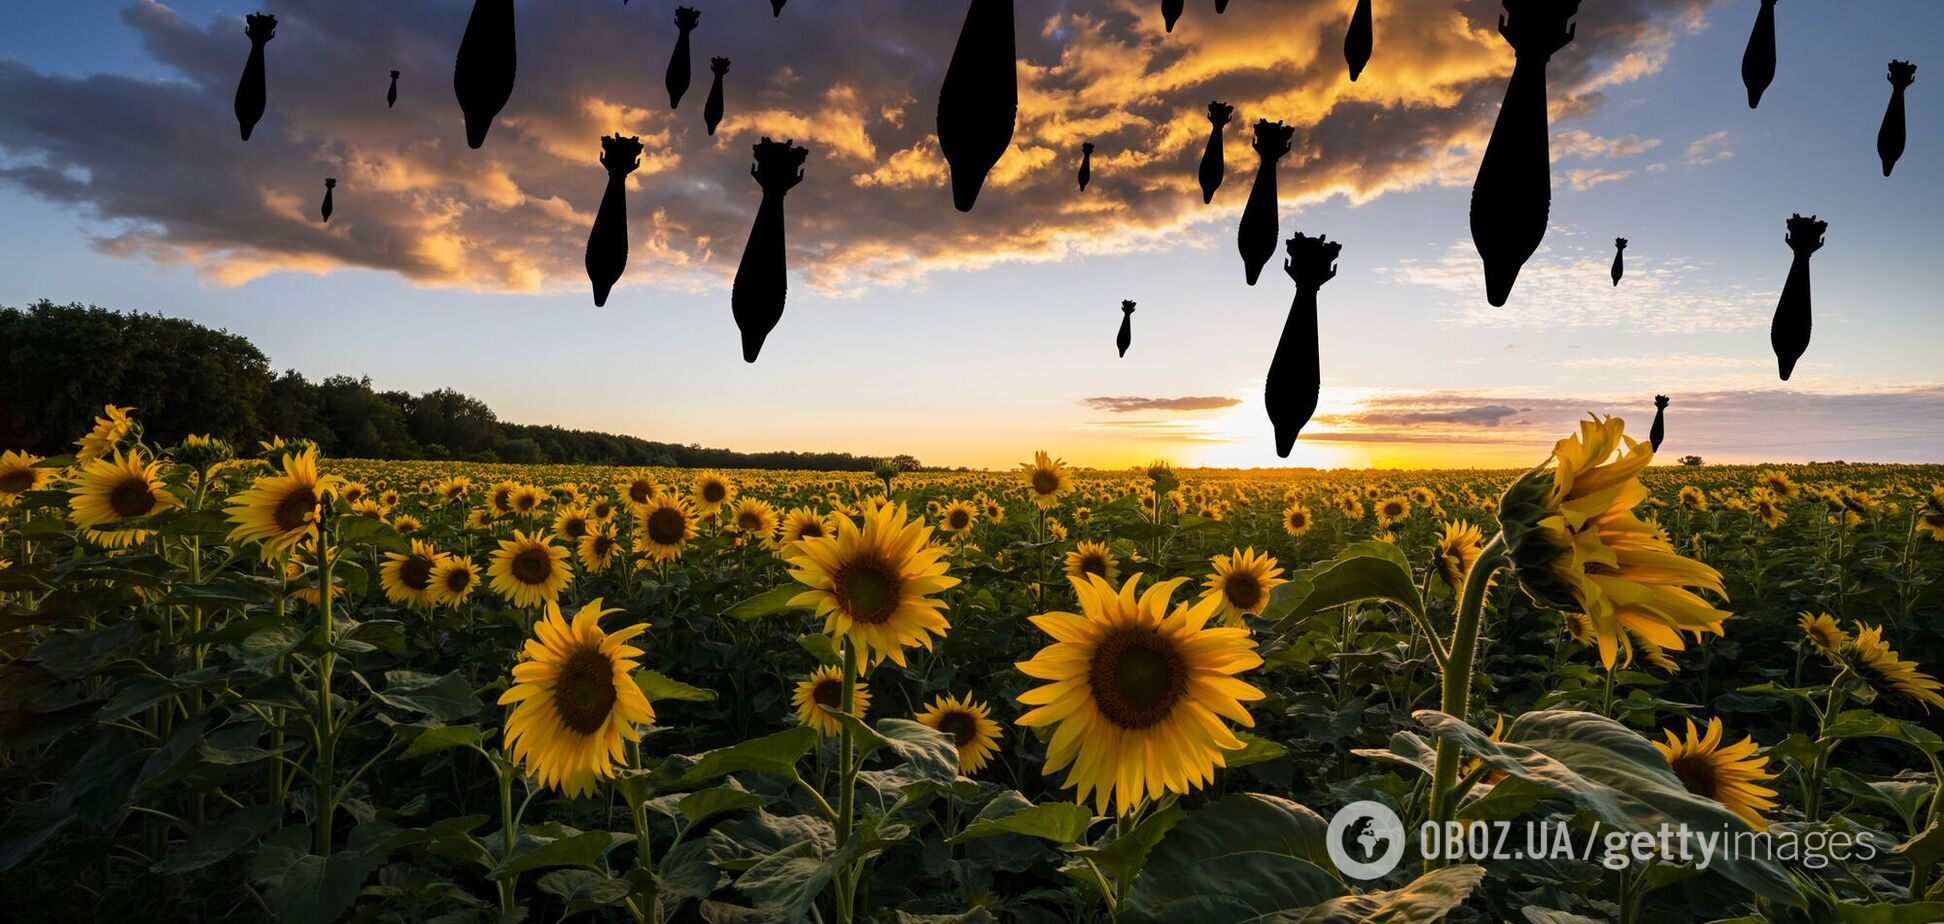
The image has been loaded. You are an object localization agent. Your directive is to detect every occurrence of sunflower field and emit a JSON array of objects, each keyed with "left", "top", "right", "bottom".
[{"left": 3, "top": 406, "right": 1944, "bottom": 923}]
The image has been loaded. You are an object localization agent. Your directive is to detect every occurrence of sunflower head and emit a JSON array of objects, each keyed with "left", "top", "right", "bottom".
[
  {"left": 1021, "top": 451, "right": 1072, "bottom": 509},
  {"left": 429, "top": 558, "right": 482, "bottom": 608},
  {"left": 1655, "top": 718, "right": 1779, "bottom": 831},
  {"left": 0, "top": 450, "right": 52, "bottom": 502},
  {"left": 1201, "top": 547, "right": 1286, "bottom": 622},
  {"left": 380, "top": 539, "right": 449, "bottom": 609},
  {"left": 498, "top": 599, "right": 655, "bottom": 797},
  {"left": 1433, "top": 520, "right": 1485, "bottom": 590},
  {"left": 1848, "top": 623, "right": 1944, "bottom": 711},
  {"left": 1797, "top": 612, "right": 1846, "bottom": 660},
  {"left": 792, "top": 664, "right": 869, "bottom": 737},
  {"left": 75, "top": 404, "right": 136, "bottom": 462},
  {"left": 488, "top": 530, "right": 573, "bottom": 609},
  {"left": 69, "top": 449, "right": 180, "bottom": 545},
  {"left": 1064, "top": 541, "right": 1120, "bottom": 584},
  {"left": 916, "top": 693, "right": 1004, "bottom": 774},
  {"left": 634, "top": 495, "right": 698, "bottom": 562},
  {"left": 939, "top": 500, "right": 979, "bottom": 535},
  {"left": 691, "top": 471, "right": 734, "bottom": 513},
  {"left": 1282, "top": 503, "right": 1312, "bottom": 537},
  {"left": 786, "top": 503, "right": 959, "bottom": 667}
]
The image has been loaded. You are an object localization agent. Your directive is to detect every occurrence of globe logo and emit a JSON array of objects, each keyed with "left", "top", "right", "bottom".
[{"left": 1325, "top": 800, "right": 1406, "bottom": 880}]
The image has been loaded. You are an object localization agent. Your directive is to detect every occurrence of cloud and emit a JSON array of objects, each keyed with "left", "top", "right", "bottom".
[
  {"left": 1082, "top": 395, "right": 1243, "bottom": 413},
  {"left": 0, "top": 0, "right": 1710, "bottom": 296},
  {"left": 1685, "top": 130, "right": 1733, "bottom": 166},
  {"left": 1553, "top": 129, "right": 1661, "bottom": 161},
  {"left": 1565, "top": 166, "right": 1633, "bottom": 191},
  {"left": 1351, "top": 403, "right": 1525, "bottom": 427}
]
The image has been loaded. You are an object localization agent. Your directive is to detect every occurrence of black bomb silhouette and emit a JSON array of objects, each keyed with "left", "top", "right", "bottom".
[
  {"left": 1162, "top": 0, "right": 1184, "bottom": 33},
  {"left": 771, "top": 0, "right": 788, "bottom": 16},
  {"left": 1267, "top": 232, "right": 1340, "bottom": 457},
  {"left": 1238, "top": 119, "right": 1296, "bottom": 286},
  {"left": 1215, "top": 0, "right": 1231, "bottom": 12},
  {"left": 454, "top": 0, "right": 517, "bottom": 149},
  {"left": 1742, "top": 0, "right": 1778, "bottom": 109},
  {"left": 585, "top": 134, "right": 644, "bottom": 308},
  {"left": 1611, "top": 237, "right": 1627, "bottom": 286},
  {"left": 1470, "top": 0, "right": 1578, "bottom": 307},
  {"left": 732, "top": 138, "right": 809, "bottom": 363},
  {"left": 320, "top": 178, "right": 335, "bottom": 223},
  {"left": 1345, "top": 0, "right": 1373, "bottom": 82},
  {"left": 705, "top": 58, "right": 730, "bottom": 136},
  {"left": 1200, "top": 101, "right": 1233, "bottom": 204},
  {"left": 1771, "top": 213, "right": 1826, "bottom": 381},
  {"left": 1650, "top": 395, "right": 1668, "bottom": 451},
  {"left": 667, "top": 7, "right": 699, "bottom": 110},
  {"left": 387, "top": 70, "right": 400, "bottom": 109},
  {"left": 937, "top": 0, "right": 1017, "bottom": 212},
  {"left": 1078, "top": 142, "right": 1094, "bottom": 191},
  {"left": 1879, "top": 61, "right": 1917, "bottom": 177},
  {"left": 233, "top": 13, "right": 275, "bottom": 142},
  {"left": 1116, "top": 300, "right": 1135, "bottom": 357}
]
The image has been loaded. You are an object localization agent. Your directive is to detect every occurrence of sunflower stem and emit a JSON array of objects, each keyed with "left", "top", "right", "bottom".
[
  {"left": 834, "top": 636, "right": 859, "bottom": 923},
  {"left": 1426, "top": 533, "right": 1505, "bottom": 843},
  {"left": 313, "top": 506, "right": 339, "bottom": 856}
]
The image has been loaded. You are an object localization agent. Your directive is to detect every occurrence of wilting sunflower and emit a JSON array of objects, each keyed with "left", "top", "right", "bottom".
[
  {"left": 1654, "top": 718, "right": 1779, "bottom": 831},
  {"left": 579, "top": 527, "right": 623, "bottom": 573},
  {"left": 1433, "top": 520, "right": 1486, "bottom": 591},
  {"left": 553, "top": 506, "right": 592, "bottom": 542},
  {"left": 488, "top": 530, "right": 573, "bottom": 609},
  {"left": 226, "top": 446, "right": 334, "bottom": 560},
  {"left": 1500, "top": 416, "right": 1731, "bottom": 669},
  {"left": 1282, "top": 502, "right": 1313, "bottom": 538},
  {"left": 787, "top": 503, "right": 958, "bottom": 667},
  {"left": 1200, "top": 547, "right": 1286, "bottom": 622},
  {"left": 1020, "top": 451, "right": 1072, "bottom": 509},
  {"left": 68, "top": 449, "right": 180, "bottom": 548},
  {"left": 75, "top": 404, "right": 135, "bottom": 463},
  {"left": 380, "top": 539, "right": 449, "bottom": 610},
  {"left": 1797, "top": 612, "right": 1847, "bottom": 659},
  {"left": 1849, "top": 623, "right": 1944, "bottom": 710},
  {"left": 0, "top": 450, "right": 50, "bottom": 503},
  {"left": 429, "top": 558, "right": 482, "bottom": 608},
  {"left": 916, "top": 692, "right": 1004, "bottom": 774},
  {"left": 792, "top": 664, "right": 870, "bottom": 737},
  {"left": 1064, "top": 541, "right": 1120, "bottom": 584},
  {"left": 729, "top": 498, "right": 780, "bottom": 543},
  {"left": 1015, "top": 574, "right": 1265, "bottom": 815},
  {"left": 938, "top": 500, "right": 979, "bottom": 536},
  {"left": 498, "top": 599, "right": 655, "bottom": 797},
  {"left": 690, "top": 471, "right": 734, "bottom": 515},
  {"left": 634, "top": 495, "right": 697, "bottom": 563}
]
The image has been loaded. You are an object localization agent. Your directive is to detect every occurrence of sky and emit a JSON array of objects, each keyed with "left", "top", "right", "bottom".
[{"left": 1, "top": 0, "right": 1941, "bottom": 470}]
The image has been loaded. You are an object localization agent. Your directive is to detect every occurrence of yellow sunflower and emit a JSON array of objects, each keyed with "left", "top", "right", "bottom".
[
  {"left": 429, "top": 558, "right": 482, "bottom": 608},
  {"left": 488, "top": 530, "right": 573, "bottom": 609},
  {"left": 619, "top": 472, "right": 660, "bottom": 512},
  {"left": 1562, "top": 612, "right": 1595, "bottom": 646},
  {"left": 498, "top": 599, "right": 655, "bottom": 797},
  {"left": 579, "top": 526, "right": 623, "bottom": 573},
  {"left": 938, "top": 500, "right": 979, "bottom": 535},
  {"left": 379, "top": 539, "right": 449, "bottom": 610},
  {"left": 1500, "top": 416, "right": 1730, "bottom": 669},
  {"left": 1020, "top": 451, "right": 1072, "bottom": 509},
  {"left": 690, "top": 471, "right": 734, "bottom": 516},
  {"left": 68, "top": 449, "right": 180, "bottom": 548},
  {"left": 1654, "top": 718, "right": 1779, "bottom": 831},
  {"left": 916, "top": 693, "right": 1004, "bottom": 774},
  {"left": 487, "top": 481, "right": 518, "bottom": 515},
  {"left": 392, "top": 514, "right": 422, "bottom": 536},
  {"left": 1433, "top": 520, "right": 1486, "bottom": 591},
  {"left": 729, "top": 498, "right": 780, "bottom": 543},
  {"left": 1797, "top": 612, "right": 1847, "bottom": 660},
  {"left": 633, "top": 495, "right": 697, "bottom": 563},
  {"left": 0, "top": 450, "right": 51, "bottom": 503},
  {"left": 1015, "top": 574, "right": 1265, "bottom": 815},
  {"left": 553, "top": 505, "right": 593, "bottom": 542},
  {"left": 1749, "top": 489, "right": 1787, "bottom": 529},
  {"left": 511, "top": 484, "right": 546, "bottom": 517},
  {"left": 1200, "top": 547, "right": 1286, "bottom": 622},
  {"left": 792, "top": 664, "right": 869, "bottom": 737},
  {"left": 779, "top": 506, "right": 832, "bottom": 546},
  {"left": 786, "top": 503, "right": 958, "bottom": 667},
  {"left": 1282, "top": 502, "right": 1313, "bottom": 538},
  {"left": 1064, "top": 540, "right": 1120, "bottom": 584},
  {"left": 1757, "top": 470, "right": 1798, "bottom": 499},
  {"left": 225, "top": 446, "right": 334, "bottom": 560},
  {"left": 1375, "top": 495, "right": 1410, "bottom": 524},
  {"left": 75, "top": 404, "right": 134, "bottom": 462},
  {"left": 1849, "top": 623, "right": 1944, "bottom": 711}
]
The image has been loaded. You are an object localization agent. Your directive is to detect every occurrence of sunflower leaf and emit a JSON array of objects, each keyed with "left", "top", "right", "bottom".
[
  {"left": 1292, "top": 863, "right": 1486, "bottom": 923},
  {"left": 362, "top": 670, "right": 483, "bottom": 723},
  {"left": 1122, "top": 792, "right": 1342, "bottom": 923},
  {"left": 723, "top": 586, "right": 812, "bottom": 621},
  {"left": 949, "top": 791, "right": 1094, "bottom": 845},
  {"left": 1261, "top": 541, "right": 1423, "bottom": 636},
  {"left": 636, "top": 670, "right": 717, "bottom": 703},
  {"left": 674, "top": 726, "right": 818, "bottom": 786}
]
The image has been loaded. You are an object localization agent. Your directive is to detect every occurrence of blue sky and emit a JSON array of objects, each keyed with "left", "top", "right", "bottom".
[{"left": 2, "top": 0, "right": 1940, "bottom": 468}]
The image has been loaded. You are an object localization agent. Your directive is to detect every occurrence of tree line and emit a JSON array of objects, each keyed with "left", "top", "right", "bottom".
[{"left": 0, "top": 301, "right": 893, "bottom": 470}]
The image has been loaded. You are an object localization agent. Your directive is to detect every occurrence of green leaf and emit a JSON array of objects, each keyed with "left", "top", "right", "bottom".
[
  {"left": 537, "top": 868, "right": 633, "bottom": 910},
  {"left": 1226, "top": 731, "right": 1289, "bottom": 770},
  {"left": 1072, "top": 800, "right": 1184, "bottom": 885},
  {"left": 829, "top": 715, "right": 957, "bottom": 787},
  {"left": 949, "top": 791, "right": 1094, "bottom": 845},
  {"left": 796, "top": 633, "right": 840, "bottom": 665},
  {"left": 1261, "top": 541, "right": 1424, "bottom": 635},
  {"left": 395, "top": 724, "right": 484, "bottom": 760},
  {"left": 258, "top": 845, "right": 387, "bottom": 924},
  {"left": 1123, "top": 793, "right": 1343, "bottom": 923},
  {"left": 152, "top": 805, "right": 281, "bottom": 874},
  {"left": 1835, "top": 901, "right": 1944, "bottom": 924},
  {"left": 636, "top": 670, "right": 717, "bottom": 703},
  {"left": 1820, "top": 709, "right": 1944, "bottom": 755},
  {"left": 491, "top": 827, "right": 627, "bottom": 879},
  {"left": 723, "top": 586, "right": 811, "bottom": 621},
  {"left": 676, "top": 727, "right": 818, "bottom": 786},
  {"left": 679, "top": 788, "right": 768, "bottom": 828},
  {"left": 335, "top": 515, "right": 410, "bottom": 554},
  {"left": 363, "top": 670, "right": 483, "bottom": 723},
  {"left": 1294, "top": 863, "right": 1486, "bottom": 923},
  {"left": 733, "top": 836, "right": 860, "bottom": 921}
]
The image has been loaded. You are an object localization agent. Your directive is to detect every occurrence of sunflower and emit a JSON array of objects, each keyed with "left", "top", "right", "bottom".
[
  {"left": 350, "top": 498, "right": 389, "bottom": 520},
  {"left": 380, "top": 539, "right": 449, "bottom": 610},
  {"left": 1282, "top": 502, "right": 1313, "bottom": 538},
  {"left": 786, "top": 503, "right": 958, "bottom": 667},
  {"left": 1797, "top": 612, "right": 1846, "bottom": 660},
  {"left": 1500, "top": 416, "right": 1730, "bottom": 669},
  {"left": 1375, "top": 495, "right": 1410, "bottom": 524},
  {"left": 1562, "top": 612, "right": 1595, "bottom": 645},
  {"left": 0, "top": 450, "right": 50, "bottom": 503},
  {"left": 1200, "top": 547, "right": 1286, "bottom": 622},
  {"left": 1918, "top": 487, "right": 1944, "bottom": 541},
  {"left": 1654, "top": 718, "right": 1779, "bottom": 831},
  {"left": 1749, "top": 489, "right": 1787, "bottom": 529},
  {"left": 633, "top": 495, "right": 697, "bottom": 563},
  {"left": 486, "top": 481, "right": 518, "bottom": 515},
  {"left": 792, "top": 664, "right": 869, "bottom": 737},
  {"left": 729, "top": 498, "right": 780, "bottom": 543},
  {"left": 68, "top": 450, "right": 179, "bottom": 548},
  {"left": 1678, "top": 486, "right": 1708, "bottom": 511},
  {"left": 225, "top": 446, "right": 334, "bottom": 559},
  {"left": 1849, "top": 623, "right": 1944, "bottom": 710},
  {"left": 498, "top": 599, "right": 655, "bottom": 797},
  {"left": 916, "top": 693, "right": 1004, "bottom": 774},
  {"left": 1064, "top": 541, "right": 1120, "bottom": 584},
  {"left": 488, "top": 530, "right": 573, "bottom": 609},
  {"left": 1046, "top": 519, "right": 1068, "bottom": 541},
  {"left": 1630, "top": 627, "right": 1680, "bottom": 673},
  {"left": 983, "top": 500, "right": 1006, "bottom": 523},
  {"left": 620, "top": 472, "right": 660, "bottom": 511},
  {"left": 392, "top": 514, "right": 422, "bottom": 536},
  {"left": 1017, "top": 574, "right": 1265, "bottom": 815},
  {"left": 429, "top": 558, "right": 482, "bottom": 608},
  {"left": 938, "top": 500, "right": 979, "bottom": 535},
  {"left": 434, "top": 476, "right": 472, "bottom": 504},
  {"left": 690, "top": 471, "right": 734, "bottom": 516},
  {"left": 75, "top": 404, "right": 134, "bottom": 462},
  {"left": 1757, "top": 470, "right": 1798, "bottom": 499},
  {"left": 779, "top": 506, "right": 832, "bottom": 546},
  {"left": 1020, "top": 451, "right": 1072, "bottom": 509},
  {"left": 579, "top": 526, "right": 623, "bottom": 573},
  {"left": 589, "top": 497, "right": 618, "bottom": 522},
  {"left": 1433, "top": 520, "right": 1486, "bottom": 591},
  {"left": 511, "top": 484, "right": 546, "bottom": 517},
  {"left": 552, "top": 505, "right": 592, "bottom": 543}
]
